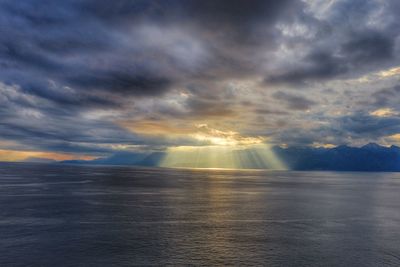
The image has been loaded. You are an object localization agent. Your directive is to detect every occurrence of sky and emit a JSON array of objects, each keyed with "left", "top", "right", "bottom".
[{"left": 1, "top": 0, "right": 400, "bottom": 163}]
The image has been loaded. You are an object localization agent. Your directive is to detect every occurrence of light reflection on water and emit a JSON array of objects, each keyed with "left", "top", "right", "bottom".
[{"left": 0, "top": 163, "right": 400, "bottom": 266}]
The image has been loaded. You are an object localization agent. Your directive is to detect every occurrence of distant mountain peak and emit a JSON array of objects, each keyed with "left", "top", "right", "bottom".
[
  {"left": 390, "top": 145, "right": 400, "bottom": 150},
  {"left": 333, "top": 144, "right": 351, "bottom": 150},
  {"left": 362, "top": 143, "right": 383, "bottom": 149}
]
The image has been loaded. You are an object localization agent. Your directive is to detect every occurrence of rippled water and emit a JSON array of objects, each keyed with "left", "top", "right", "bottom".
[{"left": 1, "top": 163, "right": 400, "bottom": 266}]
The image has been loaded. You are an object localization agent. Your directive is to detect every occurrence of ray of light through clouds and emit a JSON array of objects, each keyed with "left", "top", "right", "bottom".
[
  {"left": 159, "top": 124, "right": 287, "bottom": 169},
  {"left": 0, "top": 0, "right": 400, "bottom": 168}
]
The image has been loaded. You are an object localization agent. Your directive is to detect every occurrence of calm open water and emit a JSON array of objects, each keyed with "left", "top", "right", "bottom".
[{"left": 0, "top": 163, "right": 400, "bottom": 266}]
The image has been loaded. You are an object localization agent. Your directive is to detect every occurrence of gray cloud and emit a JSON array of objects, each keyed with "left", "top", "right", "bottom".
[
  {"left": 340, "top": 31, "right": 394, "bottom": 64},
  {"left": 272, "top": 92, "right": 317, "bottom": 110},
  {"left": 371, "top": 85, "right": 400, "bottom": 107},
  {"left": 337, "top": 113, "right": 400, "bottom": 138},
  {"left": 266, "top": 51, "right": 347, "bottom": 85},
  {"left": 0, "top": 0, "right": 400, "bottom": 157}
]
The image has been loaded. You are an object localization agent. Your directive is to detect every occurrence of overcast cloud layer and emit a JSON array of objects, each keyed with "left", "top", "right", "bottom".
[{"left": 1, "top": 0, "right": 400, "bottom": 159}]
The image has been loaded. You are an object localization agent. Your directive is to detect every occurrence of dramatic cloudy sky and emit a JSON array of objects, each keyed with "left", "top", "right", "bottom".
[{"left": 1, "top": 0, "right": 400, "bottom": 161}]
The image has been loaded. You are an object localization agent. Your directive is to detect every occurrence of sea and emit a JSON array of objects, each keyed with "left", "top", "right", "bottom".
[{"left": 0, "top": 162, "right": 399, "bottom": 266}]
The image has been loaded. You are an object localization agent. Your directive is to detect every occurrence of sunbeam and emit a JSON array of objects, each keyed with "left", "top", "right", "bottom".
[{"left": 159, "top": 144, "right": 287, "bottom": 170}]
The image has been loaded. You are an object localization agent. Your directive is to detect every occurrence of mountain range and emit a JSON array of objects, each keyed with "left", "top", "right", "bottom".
[{"left": 50, "top": 143, "right": 400, "bottom": 172}]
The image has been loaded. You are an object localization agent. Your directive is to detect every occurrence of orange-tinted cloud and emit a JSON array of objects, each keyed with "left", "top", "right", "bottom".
[
  {"left": 0, "top": 149, "right": 96, "bottom": 162},
  {"left": 119, "top": 120, "right": 195, "bottom": 136}
]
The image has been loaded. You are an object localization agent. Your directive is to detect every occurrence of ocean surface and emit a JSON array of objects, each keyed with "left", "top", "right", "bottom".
[{"left": 0, "top": 163, "right": 400, "bottom": 266}]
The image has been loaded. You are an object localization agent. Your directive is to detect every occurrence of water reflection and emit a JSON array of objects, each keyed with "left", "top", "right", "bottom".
[{"left": 0, "top": 163, "right": 400, "bottom": 266}]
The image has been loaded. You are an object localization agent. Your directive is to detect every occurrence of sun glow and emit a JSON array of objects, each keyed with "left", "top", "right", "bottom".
[
  {"left": 158, "top": 124, "right": 286, "bottom": 170},
  {"left": 159, "top": 144, "right": 287, "bottom": 170},
  {"left": 193, "top": 132, "right": 264, "bottom": 146},
  {"left": 123, "top": 121, "right": 286, "bottom": 170},
  {"left": 370, "top": 108, "right": 397, "bottom": 117},
  {"left": 192, "top": 124, "right": 265, "bottom": 146}
]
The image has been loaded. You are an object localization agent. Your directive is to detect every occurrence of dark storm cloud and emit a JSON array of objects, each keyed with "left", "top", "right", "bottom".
[
  {"left": 82, "top": 0, "right": 295, "bottom": 36},
  {"left": 340, "top": 31, "right": 394, "bottom": 64},
  {"left": 0, "top": 42, "right": 64, "bottom": 72},
  {"left": 2, "top": 0, "right": 397, "bottom": 99},
  {"left": 266, "top": 51, "right": 347, "bottom": 85},
  {"left": 272, "top": 92, "right": 317, "bottom": 111},
  {"left": 0, "top": 1, "right": 172, "bottom": 99},
  {"left": 2, "top": 0, "right": 399, "bottom": 82},
  {"left": 254, "top": 108, "right": 289, "bottom": 116},
  {"left": 265, "top": 0, "right": 400, "bottom": 85},
  {"left": 68, "top": 69, "right": 173, "bottom": 96},
  {"left": 1, "top": 0, "right": 400, "bottom": 156},
  {"left": 185, "top": 98, "right": 235, "bottom": 118},
  {"left": 0, "top": 112, "right": 145, "bottom": 154},
  {"left": 337, "top": 113, "right": 400, "bottom": 138},
  {"left": 0, "top": 0, "right": 300, "bottom": 101},
  {"left": 371, "top": 85, "right": 400, "bottom": 107},
  {"left": 266, "top": 31, "right": 397, "bottom": 85}
]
